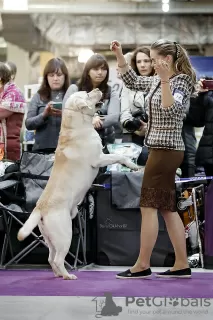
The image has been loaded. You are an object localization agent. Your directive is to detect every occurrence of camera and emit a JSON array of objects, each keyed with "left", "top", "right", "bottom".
[
  {"left": 123, "top": 110, "right": 148, "bottom": 133},
  {"left": 132, "top": 110, "right": 148, "bottom": 123}
]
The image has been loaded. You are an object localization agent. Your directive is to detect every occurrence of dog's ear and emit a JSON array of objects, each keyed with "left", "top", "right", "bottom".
[{"left": 75, "top": 97, "right": 92, "bottom": 110}]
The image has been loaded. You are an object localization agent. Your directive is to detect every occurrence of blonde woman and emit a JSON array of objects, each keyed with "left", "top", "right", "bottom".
[{"left": 111, "top": 39, "right": 196, "bottom": 279}]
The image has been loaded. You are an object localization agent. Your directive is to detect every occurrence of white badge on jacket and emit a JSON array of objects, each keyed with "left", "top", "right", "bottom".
[{"left": 173, "top": 89, "right": 184, "bottom": 104}]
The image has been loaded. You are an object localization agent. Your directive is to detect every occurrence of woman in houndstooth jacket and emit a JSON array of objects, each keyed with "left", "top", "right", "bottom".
[{"left": 111, "top": 39, "right": 196, "bottom": 280}]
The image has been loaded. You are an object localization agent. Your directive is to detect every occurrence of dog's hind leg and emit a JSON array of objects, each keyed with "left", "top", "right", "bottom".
[
  {"left": 54, "top": 248, "right": 77, "bottom": 280},
  {"left": 48, "top": 244, "right": 61, "bottom": 277},
  {"left": 39, "top": 222, "right": 62, "bottom": 277},
  {"left": 53, "top": 233, "right": 77, "bottom": 280},
  {"left": 47, "top": 213, "right": 77, "bottom": 280},
  {"left": 45, "top": 238, "right": 61, "bottom": 277}
]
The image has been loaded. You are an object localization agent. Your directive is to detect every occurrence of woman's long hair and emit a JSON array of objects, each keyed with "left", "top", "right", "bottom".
[
  {"left": 38, "top": 58, "right": 70, "bottom": 102},
  {"left": 77, "top": 54, "right": 110, "bottom": 100},
  {"left": 151, "top": 39, "right": 197, "bottom": 84},
  {"left": 131, "top": 46, "right": 155, "bottom": 76}
]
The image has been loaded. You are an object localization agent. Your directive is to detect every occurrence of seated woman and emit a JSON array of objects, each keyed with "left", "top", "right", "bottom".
[
  {"left": 25, "top": 58, "right": 70, "bottom": 153},
  {"left": 63, "top": 53, "right": 120, "bottom": 146},
  {"left": 0, "top": 62, "right": 25, "bottom": 161},
  {"left": 120, "top": 47, "right": 154, "bottom": 165}
]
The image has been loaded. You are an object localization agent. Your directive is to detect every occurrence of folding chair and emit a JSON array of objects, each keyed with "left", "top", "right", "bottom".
[
  {"left": 0, "top": 200, "right": 87, "bottom": 269},
  {"left": 0, "top": 179, "right": 20, "bottom": 267},
  {"left": 0, "top": 151, "right": 91, "bottom": 270}
]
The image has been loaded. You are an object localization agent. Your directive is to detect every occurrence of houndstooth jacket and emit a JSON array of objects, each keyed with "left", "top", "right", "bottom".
[{"left": 120, "top": 67, "right": 194, "bottom": 151}]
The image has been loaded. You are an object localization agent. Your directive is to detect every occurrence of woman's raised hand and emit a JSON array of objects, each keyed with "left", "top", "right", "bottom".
[
  {"left": 154, "top": 59, "right": 170, "bottom": 81},
  {"left": 110, "top": 40, "right": 123, "bottom": 57}
]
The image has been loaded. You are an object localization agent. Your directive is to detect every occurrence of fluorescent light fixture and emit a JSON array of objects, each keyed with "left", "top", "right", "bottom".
[
  {"left": 162, "top": 0, "right": 169, "bottom": 4},
  {"left": 162, "top": 3, "right": 170, "bottom": 12},
  {"left": 78, "top": 49, "right": 94, "bottom": 63},
  {"left": 3, "top": 0, "right": 28, "bottom": 11}
]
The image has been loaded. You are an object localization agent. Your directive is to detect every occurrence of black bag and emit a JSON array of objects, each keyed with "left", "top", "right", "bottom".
[{"left": 95, "top": 174, "right": 175, "bottom": 267}]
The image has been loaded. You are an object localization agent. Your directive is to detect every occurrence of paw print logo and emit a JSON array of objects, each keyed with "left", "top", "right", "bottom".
[{"left": 169, "top": 298, "right": 179, "bottom": 307}]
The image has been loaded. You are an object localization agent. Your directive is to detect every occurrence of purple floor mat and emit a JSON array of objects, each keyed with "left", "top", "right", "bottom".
[{"left": 0, "top": 270, "right": 212, "bottom": 298}]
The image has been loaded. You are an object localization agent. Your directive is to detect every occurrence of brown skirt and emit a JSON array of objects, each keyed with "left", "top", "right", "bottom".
[{"left": 140, "top": 148, "right": 184, "bottom": 212}]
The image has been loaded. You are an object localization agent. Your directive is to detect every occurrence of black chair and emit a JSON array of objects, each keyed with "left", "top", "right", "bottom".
[{"left": 0, "top": 151, "right": 94, "bottom": 270}]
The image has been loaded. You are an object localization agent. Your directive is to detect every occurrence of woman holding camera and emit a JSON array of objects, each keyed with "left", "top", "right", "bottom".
[
  {"left": 63, "top": 53, "right": 120, "bottom": 146},
  {"left": 111, "top": 39, "right": 196, "bottom": 279},
  {"left": 120, "top": 47, "right": 154, "bottom": 165},
  {"left": 26, "top": 58, "right": 70, "bottom": 153}
]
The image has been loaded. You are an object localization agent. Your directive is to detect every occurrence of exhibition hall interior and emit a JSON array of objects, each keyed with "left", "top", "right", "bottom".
[{"left": 0, "top": 0, "right": 213, "bottom": 319}]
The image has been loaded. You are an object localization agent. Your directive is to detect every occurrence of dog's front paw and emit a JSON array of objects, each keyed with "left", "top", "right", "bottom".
[
  {"left": 123, "top": 158, "right": 139, "bottom": 171},
  {"left": 63, "top": 274, "right": 78, "bottom": 280}
]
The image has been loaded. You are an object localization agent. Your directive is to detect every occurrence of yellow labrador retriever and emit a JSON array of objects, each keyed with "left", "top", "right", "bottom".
[{"left": 17, "top": 88, "right": 138, "bottom": 280}]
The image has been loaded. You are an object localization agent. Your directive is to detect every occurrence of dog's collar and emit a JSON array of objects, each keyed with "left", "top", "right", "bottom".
[
  {"left": 64, "top": 107, "right": 93, "bottom": 122},
  {"left": 64, "top": 107, "right": 77, "bottom": 111},
  {"left": 64, "top": 107, "right": 81, "bottom": 112}
]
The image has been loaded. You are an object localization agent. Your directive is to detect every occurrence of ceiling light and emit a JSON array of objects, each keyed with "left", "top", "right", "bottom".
[
  {"left": 78, "top": 49, "right": 94, "bottom": 64},
  {"left": 162, "top": 0, "right": 169, "bottom": 4},
  {"left": 162, "top": 3, "right": 170, "bottom": 12},
  {"left": 3, "top": 0, "right": 28, "bottom": 11}
]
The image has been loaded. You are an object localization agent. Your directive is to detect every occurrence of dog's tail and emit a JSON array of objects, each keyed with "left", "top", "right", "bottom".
[{"left": 17, "top": 209, "right": 41, "bottom": 241}]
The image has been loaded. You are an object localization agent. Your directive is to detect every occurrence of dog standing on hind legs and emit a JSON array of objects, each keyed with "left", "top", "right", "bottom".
[{"left": 17, "top": 88, "right": 139, "bottom": 280}]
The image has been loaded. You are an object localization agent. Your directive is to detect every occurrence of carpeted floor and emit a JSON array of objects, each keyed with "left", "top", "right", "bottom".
[{"left": 0, "top": 270, "right": 213, "bottom": 298}]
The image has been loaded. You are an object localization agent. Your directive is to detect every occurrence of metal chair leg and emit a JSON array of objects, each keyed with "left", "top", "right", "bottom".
[
  {"left": 4, "top": 240, "right": 41, "bottom": 267},
  {"left": 192, "top": 185, "right": 204, "bottom": 268},
  {"left": 78, "top": 209, "right": 87, "bottom": 265},
  {"left": 73, "top": 237, "right": 81, "bottom": 269},
  {"left": 0, "top": 212, "right": 13, "bottom": 266}
]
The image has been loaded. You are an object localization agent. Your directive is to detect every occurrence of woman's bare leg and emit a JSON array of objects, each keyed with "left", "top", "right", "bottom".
[
  {"left": 161, "top": 210, "right": 189, "bottom": 270},
  {"left": 130, "top": 207, "right": 158, "bottom": 273}
]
